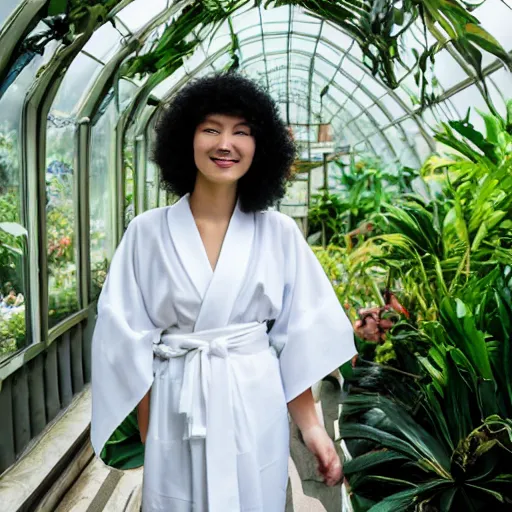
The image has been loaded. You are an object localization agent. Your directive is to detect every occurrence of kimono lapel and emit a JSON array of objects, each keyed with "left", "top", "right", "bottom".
[
  {"left": 194, "top": 201, "right": 255, "bottom": 331},
  {"left": 167, "top": 195, "right": 213, "bottom": 300}
]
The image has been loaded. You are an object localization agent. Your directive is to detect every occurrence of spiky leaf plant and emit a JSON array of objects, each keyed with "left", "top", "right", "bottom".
[{"left": 341, "top": 105, "right": 512, "bottom": 511}]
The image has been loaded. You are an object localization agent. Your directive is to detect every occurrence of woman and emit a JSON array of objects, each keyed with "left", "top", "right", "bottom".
[{"left": 91, "top": 73, "right": 356, "bottom": 512}]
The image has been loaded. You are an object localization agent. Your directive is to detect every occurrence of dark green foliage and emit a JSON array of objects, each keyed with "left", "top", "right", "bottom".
[
  {"left": 341, "top": 106, "right": 512, "bottom": 511},
  {"left": 3, "top": 1, "right": 507, "bottom": 109},
  {"left": 100, "top": 409, "right": 144, "bottom": 469}
]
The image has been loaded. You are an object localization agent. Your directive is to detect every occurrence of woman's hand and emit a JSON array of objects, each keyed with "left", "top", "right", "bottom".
[{"left": 301, "top": 424, "right": 343, "bottom": 487}]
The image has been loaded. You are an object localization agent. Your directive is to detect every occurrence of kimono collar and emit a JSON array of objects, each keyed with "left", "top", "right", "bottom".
[{"left": 166, "top": 193, "right": 255, "bottom": 331}]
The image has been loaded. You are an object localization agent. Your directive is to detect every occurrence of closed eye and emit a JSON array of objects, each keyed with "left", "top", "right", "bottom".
[
  {"left": 235, "top": 131, "right": 250, "bottom": 136},
  {"left": 203, "top": 128, "right": 219, "bottom": 134}
]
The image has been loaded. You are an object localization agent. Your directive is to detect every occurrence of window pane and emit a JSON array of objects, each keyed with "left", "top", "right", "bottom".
[
  {"left": 46, "top": 114, "right": 79, "bottom": 327},
  {"left": 0, "top": 0, "right": 20, "bottom": 27},
  {"left": 146, "top": 161, "right": 159, "bottom": 210},
  {"left": 90, "top": 100, "right": 117, "bottom": 301},
  {"left": 116, "top": 0, "right": 168, "bottom": 33},
  {"left": 124, "top": 126, "right": 135, "bottom": 228},
  {"left": 487, "top": 68, "right": 512, "bottom": 118},
  {"left": 473, "top": 2, "right": 512, "bottom": 65},
  {"left": 0, "top": 39, "right": 57, "bottom": 359},
  {"left": 82, "top": 21, "right": 124, "bottom": 63},
  {"left": 0, "top": 95, "right": 26, "bottom": 361},
  {"left": 159, "top": 188, "right": 167, "bottom": 207},
  {"left": 52, "top": 53, "right": 102, "bottom": 115},
  {"left": 46, "top": 50, "right": 100, "bottom": 325}
]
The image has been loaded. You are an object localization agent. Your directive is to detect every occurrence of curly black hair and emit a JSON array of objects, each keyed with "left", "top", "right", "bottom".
[{"left": 152, "top": 72, "right": 296, "bottom": 212}]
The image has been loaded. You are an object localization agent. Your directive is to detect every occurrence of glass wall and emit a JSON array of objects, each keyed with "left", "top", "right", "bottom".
[
  {"left": 46, "top": 53, "right": 101, "bottom": 328},
  {"left": 0, "top": 36, "right": 58, "bottom": 359},
  {"left": 146, "top": 161, "right": 159, "bottom": 210},
  {"left": 0, "top": 0, "right": 21, "bottom": 26},
  {"left": 89, "top": 99, "right": 117, "bottom": 301},
  {"left": 124, "top": 126, "right": 135, "bottom": 228},
  {"left": 0, "top": 86, "right": 26, "bottom": 360}
]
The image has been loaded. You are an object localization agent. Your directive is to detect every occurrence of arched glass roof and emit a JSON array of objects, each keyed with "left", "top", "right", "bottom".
[{"left": 1, "top": 0, "right": 511, "bottom": 167}]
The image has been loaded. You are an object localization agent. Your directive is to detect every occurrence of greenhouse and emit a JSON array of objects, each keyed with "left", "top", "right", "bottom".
[{"left": 1, "top": 0, "right": 512, "bottom": 510}]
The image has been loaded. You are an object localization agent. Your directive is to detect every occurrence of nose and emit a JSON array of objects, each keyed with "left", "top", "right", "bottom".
[{"left": 217, "top": 133, "right": 233, "bottom": 153}]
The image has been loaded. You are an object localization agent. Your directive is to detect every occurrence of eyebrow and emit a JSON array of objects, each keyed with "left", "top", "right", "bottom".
[{"left": 203, "top": 117, "right": 250, "bottom": 128}]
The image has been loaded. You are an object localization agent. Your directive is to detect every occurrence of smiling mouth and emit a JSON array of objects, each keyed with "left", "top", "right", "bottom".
[{"left": 210, "top": 157, "right": 239, "bottom": 163}]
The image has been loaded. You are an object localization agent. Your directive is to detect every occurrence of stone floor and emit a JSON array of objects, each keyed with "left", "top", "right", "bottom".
[{"left": 0, "top": 377, "right": 351, "bottom": 512}]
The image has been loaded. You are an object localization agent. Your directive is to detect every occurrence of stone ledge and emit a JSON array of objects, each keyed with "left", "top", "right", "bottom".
[{"left": 0, "top": 387, "right": 92, "bottom": 512}]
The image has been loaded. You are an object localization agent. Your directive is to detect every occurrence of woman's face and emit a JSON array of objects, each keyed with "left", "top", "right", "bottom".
[{"left": 193, "top": 113, "right": 256, "bottom": 187}]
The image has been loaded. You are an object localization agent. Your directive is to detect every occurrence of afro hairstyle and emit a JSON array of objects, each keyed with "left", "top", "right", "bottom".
[{"left": 152, "top": 72, "right": 296, "bottom": 212}]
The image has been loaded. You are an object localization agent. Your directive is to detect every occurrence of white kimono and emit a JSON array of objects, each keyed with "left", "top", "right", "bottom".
[{"left": 91, "top": 194, "right": 356, "bottom": 512}]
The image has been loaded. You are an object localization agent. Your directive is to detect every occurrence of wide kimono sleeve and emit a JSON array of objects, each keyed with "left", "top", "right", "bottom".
[
  {"left": 90, "top": 217, "right": 163, "bottom": 461},
  {"left": 269, "top": 215, "right": 357, "bottom": 403}
]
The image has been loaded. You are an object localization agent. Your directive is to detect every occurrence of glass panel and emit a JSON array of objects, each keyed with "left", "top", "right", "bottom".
[
  {"left": 118, "top": 78, "right": 139, "bottom": 111},
  {"left": 240, "top": 40, "right": 265, "bottom": 60},
  {"left": 124, "top": 126, "right": 135, "bottom": 228},
  {"left": 46, "top": 117, "right": 79, "bottom": 328},
  {"left": 116, "top": 0, "right": 168, "bottom": 33},
  {"left": 260, "top": 5, "right": 289, "bottom": 24},
  {"left": 292, "top": 20, "right": 321, "bottom": 36},
  {"left": 486, "top": 68, "right": 512, "bottom": 118},
  {"left": 46, "top": 48, "right": 104, "bottom": 325},
  {"left": 473, "top": 2, "right": 512, "bottom": 63},
  {"left": 447, "top": 84, "right": 490, "bottom": 132},
  {"left": 159, "top": 188, "right": 167, "bottom": 207},
  {"left": 324, "top": 23, "right": 355, "bottom": 55},
  {"left": 314, "top": 57, "right": 337, "bottom": 80},
  {"left": 236, "top": 24, "right": 262, "bottom": 41},
  {"left": 52, "top": 53, "right": 102, "bottom": 114},
  {"left": 82, "top": 21, "right": 124, "bottom": 63},
  {"left": 210, "top": 52, "right": 231, "bottom": 73},
  {"left": 264, "top": 35, "right": 288, "bottom": 54},
  {"left": 366, "top": 104, "right": 392, "bottom": 126},
  {"left": 433, "top": 49, "right": 472, "bottom": 89},
  {"left": 316, "top": 41, "right": 341, "bottom": 67},
  {"left": 361, "top": 75, "right": 387, "bottom": 97},
  {"left": 340, "top": 58, "right": 366, "bottom": 82},
  {"left": 152, "top": 67, "right": 186, "bottom": 99},
  {"left": 349, "top": 84, "right": 376, "bottom": 109},
  {"left": 369, "top": 134, "right": 393, "bottom": 160},
  {"left": 1, "top": 37, "right": 59, "bottom": 358},
  {"left": 233, "top": 5, "right": 259, "bottom": 27},
  {"left": 183, "top": 44, "right": 210, "bottom": 74},
  {"left": 280, "top": 179, "right": 308, "bottom": 219},
  {"left": 146, "top": 161, "right": 159, "bottom": 210},
  {"left": 418, "top": 108, "right": 437, "bottom": 134},
  {"left": 291, "top": 34, "right": 318, "bottom": 55},
  {"left": 89, "top": 99, "right": 117, "bottom": 301},
  {"left": 378, "top": 93, "right": 408, "bottom": 119},
  {"left": 0, "top": 0, "right": 20, "bottom": 26}
]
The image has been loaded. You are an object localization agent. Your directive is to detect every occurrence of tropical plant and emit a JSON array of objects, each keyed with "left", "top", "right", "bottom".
[
  {"left": 340, "top": 106, "right": 512, "bottom": 511},
  {"left": 0, "top": 191, "right": 25, "bottom": 294},
  {"left": 48, "top": 283, "right": 79, "bottom": 327},
  {"left": 342, "top": 289, "right": 512, "bottom": 511},
  {"left": 0, "top": 129, "right": 19, "bottom": 193},
  {"left": 308, "top": 156, "right": 416, "bottom": 247},
  {"left": 117, "top": 1, "right": 511, "bottom": 112},
  {"left": 0, "top": 309, "right": 25, "bottom": 358}
]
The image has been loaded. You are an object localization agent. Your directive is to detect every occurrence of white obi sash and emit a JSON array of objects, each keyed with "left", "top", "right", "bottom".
[{"left": 152, "top": 321, "right": 270, "bottom": 511}]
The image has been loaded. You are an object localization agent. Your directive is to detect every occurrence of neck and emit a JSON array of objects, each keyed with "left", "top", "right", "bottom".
[{"left": 189, "top": 179, "right": 238, "bottom": 221}]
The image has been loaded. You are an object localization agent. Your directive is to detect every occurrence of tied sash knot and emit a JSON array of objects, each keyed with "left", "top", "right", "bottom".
[{"left": 152, "top": 322, "right": 269, "bottom": 512}]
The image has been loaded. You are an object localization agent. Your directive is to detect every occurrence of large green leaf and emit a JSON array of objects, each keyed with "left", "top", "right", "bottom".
[
  {"left": 342, "top": 394, "right": 451, "bottom": 475},
  {"left": 366, "top": 479, "right": 449, "bottom": 512},
  {"left": 0, "top": 222, "right": 27, "bottom": 238},
  {"left": 344, "top": 449, "right": 409, "bottom": 475}
]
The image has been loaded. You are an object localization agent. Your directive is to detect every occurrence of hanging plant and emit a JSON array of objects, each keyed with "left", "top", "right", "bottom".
[
  {"left": 119, "top": 0, "right": 511, "bottom": 110},
  {"left": 0, "top": 0, "right": 121, "bottom": 99}
]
